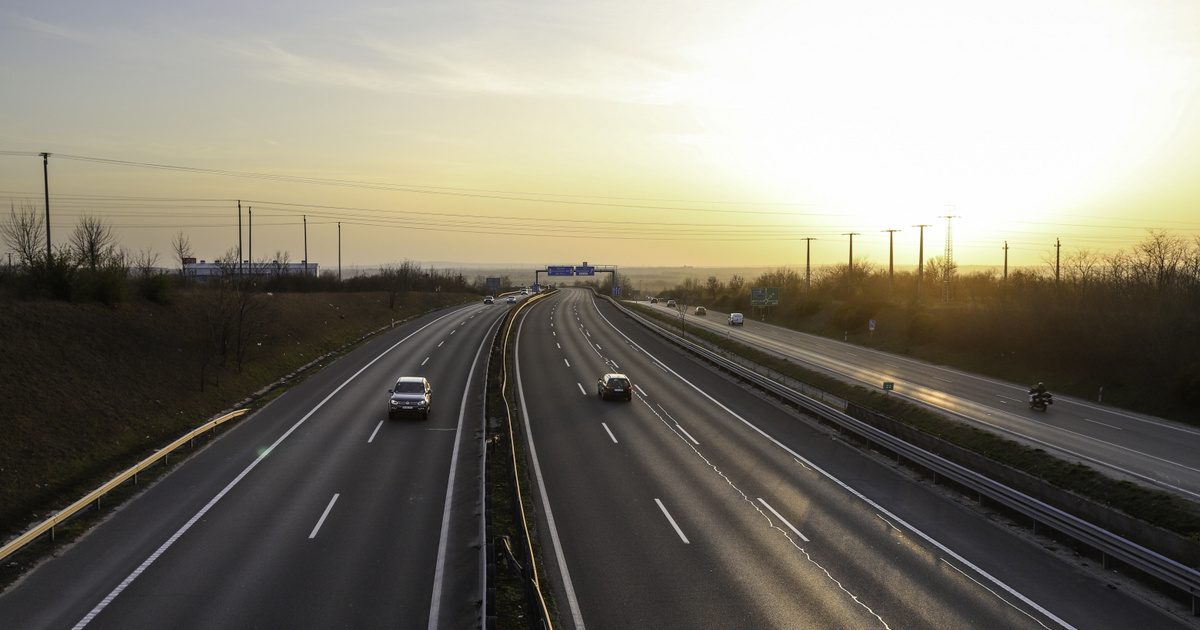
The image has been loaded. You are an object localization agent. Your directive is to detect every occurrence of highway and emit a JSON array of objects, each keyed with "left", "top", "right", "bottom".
[
  {"left": 643, "top": 301, "right": 1200, "bottom": 500},
  {"left": 516, "top": 288, "right": 1184, "bottom": 628},
  {"left": 0, "top": 299, "right": 512, "bottom": 630}
]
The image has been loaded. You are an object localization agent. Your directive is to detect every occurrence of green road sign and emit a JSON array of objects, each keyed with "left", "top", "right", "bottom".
[{"left": 883, "top": 381, "right": 895, "bottom": 391}]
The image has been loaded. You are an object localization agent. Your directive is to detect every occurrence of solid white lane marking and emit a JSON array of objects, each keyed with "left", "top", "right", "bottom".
[
  {"left": 591, "top": 297, "right": 1073, "bottom": 630},
  {"left": 634, "top": 384, "right": 647, "bottom": 397},
  {"left": 655, "top": 499, "right": 690, "bottom": 544},
  {"left": 308, "top": 494, "right": 340, "bottom": 539},
  {"left": 438, "top": 340, "right": 445, "bottom": 347},
  {"left": 564, "top": 358, "right": 571, "bottom": 368},
  {"left": 577, "top": 382, "right": 586, "bottom": 396},
  {"left": 758, "top": 498, "right": 810, "bottom": 542},
  {"left": 73, "top": 307, "right": 466, "bottom": 630},
  {"left": 421, "top": 356, "right": 430, "bottom": 366},
  {"left": 514, "top": 317, "right": 586, "bottom": 628},
  {"left": 675, "top": 423, "right": 700, "bottom": 445},
  {"left": 941, "top": 559, "right": 1053, "bottom": 630},
  {"left": 428, "top": 315, "right": 499, "bottom": 630},
  {"left": 367, "top": 420, "right": 383, "bottom": 444},
  {"left": 602, "top": 423, "right": 618, "bottom": 443}
]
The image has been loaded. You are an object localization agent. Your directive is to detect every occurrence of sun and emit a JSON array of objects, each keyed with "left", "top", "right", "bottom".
[{"left": 675, "top": 0, "right": 1177, "bottom": 243}]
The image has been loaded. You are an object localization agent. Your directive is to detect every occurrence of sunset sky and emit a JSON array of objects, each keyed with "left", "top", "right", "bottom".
[{"left": 2, "top": 0, "right": 1199, "bottom": 271}]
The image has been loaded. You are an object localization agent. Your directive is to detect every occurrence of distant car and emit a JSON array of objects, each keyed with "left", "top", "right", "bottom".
[
  {"left": 666, "top": 299, "right": 677, "bottom": 308},
  {"left": 483, "top": 296, "right": 494, "bottom": 304},
  {"left": 728, "top": 312, "right": 744, "bottom": 326},
  {"left": 506, "top": 295, "right": 516, "bottom": 304},
  {"left": 521, "top": 288, "right": 529, "bottom": 295},
  {"left": 649, "top": 297, "right": 658, "bottom": 304},
  {"left": 596, "top": 373, "right": 633, "bottom": 401},
  {"left": 388, "top": 376, "right": 432, "bottom": 419},
  {"left": 694, "top": 306, "right": 707, "bottom": 316}
]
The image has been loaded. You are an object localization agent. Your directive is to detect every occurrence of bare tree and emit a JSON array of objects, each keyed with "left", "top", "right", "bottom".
[
  {"left": 171, "top": 231, "right": 193, "bottom": 276},
  {"left": 728, "top": 274, "right": 745, "bottom": 294},
  {"left": 133, "top": 247, "right": 159, "bottom": 277},
  {"left": 69, "top": 215, "right": 117, "bottom": 271},
  {"left": 2, "top": 201, "right": 46, "bottom": 266}
]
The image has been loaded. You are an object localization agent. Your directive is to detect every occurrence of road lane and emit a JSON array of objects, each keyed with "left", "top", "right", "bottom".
[
  {"left": 643, "top": 301, "right": 1200, "bottom": 499},
  {"left": 516, "top": 288, "right": 1185, "bottom": 629},
  {"left": 0, "top": 300, "right": 506, "bottom": 630}
]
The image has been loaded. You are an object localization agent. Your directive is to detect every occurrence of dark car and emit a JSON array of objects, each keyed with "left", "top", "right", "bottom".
[
  {"left": 596, "top": 373, "right": 633, "bottom": 401},
  {"left": 388, "top": 376, "right": 432, "bottom": 419}
]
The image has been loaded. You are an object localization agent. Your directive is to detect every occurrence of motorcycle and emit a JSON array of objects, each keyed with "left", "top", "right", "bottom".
[{"left": 1029, "top": 390, "right": 1053, "bottom": 411}]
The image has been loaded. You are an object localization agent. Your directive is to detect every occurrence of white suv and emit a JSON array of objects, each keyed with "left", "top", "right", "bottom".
[{"left": 728, "top": 312, "right": 744, "bottom": 326}]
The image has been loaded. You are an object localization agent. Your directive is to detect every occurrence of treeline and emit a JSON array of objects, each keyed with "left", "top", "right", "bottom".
[
  {"left": 0, "top": 204, "right": 480, "bottom": 305},
  {"left": 647, "top": 231, "right": 1200, "bottom": 421}
]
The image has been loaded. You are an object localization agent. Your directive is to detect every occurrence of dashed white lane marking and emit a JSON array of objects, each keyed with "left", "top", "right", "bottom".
[
  {"left": 450, "top": 329, "right": 456, "bottom": 335},
  {"left": 602, "top": 423, "right": 618, "bottom": 443},
  {"left": 367, "top": 421, "right": 383, "bottom": 443},
  {"left": 877, "top": 514, "right": 901, "bottom": 533},
  {"left": 655, "top": 499, "right": 690, "bottom": 544},
  {"left": 564, "top": 358, "right": 571, "bottom": 368},
  {"left": 1079, "top": 417, "right": 1123, "bottom": 431},
  {"left": 437, "top": 341, "right": 445, "bottom": 347},
  {"left": 421, "top": 356, "right": 429, "bottom": 366},
  {"left": 595, "top": 344, "right": 602, "bottom": 351},
  {"left": 557, "top": 342, "right": 562, "bottom": 349},
  {"left": 758, "top": 498, "right": 810, "bottom": 542},
  {"left": 577, "top": 382, "right": 586, "bottom": 396},
  {"left": 610, "top": 360, "right": 620, "bottom": 370},
  {"left": 674, "top": 423, "right": 700, "bottom": 445},
  {"left": 308, "top": 493, "right": 340, "bottom": 539},
  {"left": 634, "top": 384, "right": 647, "bottom": 397}
]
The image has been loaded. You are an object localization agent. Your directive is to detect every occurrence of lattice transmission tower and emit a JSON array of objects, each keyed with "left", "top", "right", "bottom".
[{"left": 938, "top": 214, "right": 960, "bottom": 301}]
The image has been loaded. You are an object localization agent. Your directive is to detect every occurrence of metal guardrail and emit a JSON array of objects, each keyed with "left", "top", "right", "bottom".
[
  {"left": 611, "top": 298, "right": 1200, "bottom": 613},
  {"left": 0, "top": 408, "right": 248, "bottom": 565}
]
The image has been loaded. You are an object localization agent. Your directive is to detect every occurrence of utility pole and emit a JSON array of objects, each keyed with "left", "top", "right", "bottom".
[
  {"left": 801, "top": 237, "right": 816, "bottom": 293},
  {"left": 1054, "top": 237, "right": 1061, "bottom": 285},
  {"left": 237, "top": 200, "right": 243, "bottom": 276},
  {"left": 938, "top": 215, "right": 960, "bottom": 302},
  {"left": 40, "top": 152, "right": 51, "bottom": 261},
  {"left": 844, "top": 233, "right": 860, "bottom": 291},
  {"left": 882, "top": 229, "right": 901, "bottom": 293},
  {"left": 248, "top": 206, "right": 253, "bottom": 277},
  {"left": 303, "top": 214, "right": 309, "bottom": 276},
  {"left": 337, "top": 221, "right": 342, "bottom": 281},
  {"left": 1003, "top": 240, "right": 1008, "bottom": 281},
  {"left": 913, "top": 224, "right": 931, "bottom": 302}
]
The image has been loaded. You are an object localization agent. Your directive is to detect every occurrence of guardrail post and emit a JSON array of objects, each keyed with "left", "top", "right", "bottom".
[{"left": 1101, "top": 551, "right": 1111, "bottom": 570}]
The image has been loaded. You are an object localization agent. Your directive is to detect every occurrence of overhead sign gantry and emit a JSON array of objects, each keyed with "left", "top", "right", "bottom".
[{"left": 535, "top": 262, "right": 619, "bottom": 295}]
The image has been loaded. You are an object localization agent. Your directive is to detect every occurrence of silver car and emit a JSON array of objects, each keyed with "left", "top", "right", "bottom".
[{"left": 388, "top": 376, "right": 432, "bottom": 419}]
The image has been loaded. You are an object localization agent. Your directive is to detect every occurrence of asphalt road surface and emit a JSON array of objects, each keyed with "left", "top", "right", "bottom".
[
  {"left": 0, "top": 298, "right": 517, "bottom": 630},
  {"left": 516, "top": 288, "right": 1185, "bottom": 629},
  {"left": 643, "top": 301, "right": 1200, "bottom": 501}
]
